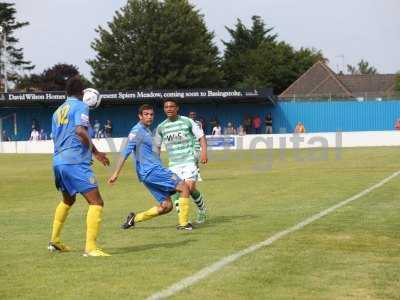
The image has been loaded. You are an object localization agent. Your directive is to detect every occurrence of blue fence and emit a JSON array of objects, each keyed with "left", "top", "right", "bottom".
[
  {"left": 273, "top": 100, "right": 400, "bottom": 133},
  {"left": 1, "top": 100, "right": 400, "bottom": 140}
]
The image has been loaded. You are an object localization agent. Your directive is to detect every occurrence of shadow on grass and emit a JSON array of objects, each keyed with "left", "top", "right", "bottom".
[
  {"left": 203, "top": 176, "right": 244, "bottom": 182},
  {"left": 110, "top": 239, "right": 196, "bottom": 254},
  {"left": 198, "top": 214, "right": 257, "bottom": 229}
]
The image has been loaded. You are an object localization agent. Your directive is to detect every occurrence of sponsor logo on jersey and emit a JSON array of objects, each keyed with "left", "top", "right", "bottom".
[{"left": 165, "top": 131, "right": 184, "bottom": 142}]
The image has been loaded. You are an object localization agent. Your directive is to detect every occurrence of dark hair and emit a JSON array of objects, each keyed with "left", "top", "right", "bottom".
[
  {"left": 138, "top": 104, "right": 154, "bottom": 115},
  {"left": 65, "top": 75, "right": 84, "bottom": 97},
  {"left": 163, "top": 98, "right": 178, "bottom": 106}
]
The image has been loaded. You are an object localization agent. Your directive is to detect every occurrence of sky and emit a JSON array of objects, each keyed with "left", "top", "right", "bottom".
[{"left": 14, "top": 0, "right": 400, "bottom": 80}]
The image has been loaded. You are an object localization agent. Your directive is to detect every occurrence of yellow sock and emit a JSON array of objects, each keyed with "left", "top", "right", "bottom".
[
  {"left": 50, "top": 202, "right": 71, "bottom": 243},
  {"left": 85, "top": 205, "right": 103, "bottom": 252},
  {"left": 134, "top": 207, "right": 159, "bottom": 223},
  {"left": 178, "top": 197, "right": 190, "bottom": 226}
]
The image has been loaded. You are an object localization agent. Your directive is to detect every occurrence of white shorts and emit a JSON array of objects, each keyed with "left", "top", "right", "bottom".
[{"left": 169, "top": 163, "right": 198, "bottom": 181}]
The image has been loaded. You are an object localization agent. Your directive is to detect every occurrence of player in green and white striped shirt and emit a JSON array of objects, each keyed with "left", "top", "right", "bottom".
[{"left": 154, "top": 99, "right": 208, "bottom": 224}]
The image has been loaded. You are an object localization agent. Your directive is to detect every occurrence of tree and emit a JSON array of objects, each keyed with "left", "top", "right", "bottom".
[
  {"left": 221, "top": 16, "right": 325, "bottom": 93},
  {"left": 0, "top": 2, "right": 34, "bottom": 85},
  {"left": 346, "top": 59, "right": 378, "bottom": 75},
  {"left": 15, "top": 63, "right": 91, "bottom": 91},
  {"left": 88, "top": 0, "right": 222, "bottom": 89},
  {"left": 222, "top": 16, "right": 278, "bottom": 87}
]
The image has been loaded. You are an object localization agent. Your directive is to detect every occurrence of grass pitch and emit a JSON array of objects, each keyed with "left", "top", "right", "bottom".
[{"left": 0, "top": 148, "right": 399, "bottom": 299}]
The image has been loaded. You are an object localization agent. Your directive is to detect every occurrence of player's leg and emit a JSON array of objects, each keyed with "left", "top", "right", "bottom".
[
  {"left": 169, "top": 165, "right": 182, "bottom": 211},
  {"left": 81, "top": 188, "right": 110, "bottom": 256},
  {"left": 73, "top": 163, "right": 109, "bottom": 257},
  {"left": 170, "top": 164, "right": 207, "bottom": 224},
  {"left": 171, "top": 192, "right": 180, "bottom": 212},
  {"left": 48, "top": 191, "right": 75, "bottom": 252},
  {"left": 186, "top": 180, "right": 208, "bottom": 224},
  {"left": 49, "top": 165, "right": 77, "bottom": 252},
  {"left": 194, "top": 150, "right": 203, "bottom": 181},
  {"left": 121, "top": 184, "right": 174, "bottom": 229},
  {"left": 175, "top": 180, "right": 192, "bottom": 230}
]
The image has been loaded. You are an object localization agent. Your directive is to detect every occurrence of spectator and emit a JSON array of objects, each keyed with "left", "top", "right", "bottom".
[
  {"left": 252, "top": 115, "right": 262, "bottom": 134},
  {"left": 199, "top": 117, "right": 207, "bottom": 134},
  {"left": 29, "top": 128, "right": 40, "bottom": 141},
  {"left": 265, "top": 113, "right": 273, "bottom": 134},
  {"left": 94, "top": 120, "right": 101, "bottom": 138},
  {"left": 243, "top": 115, "right": 251, "bottom": 134},
  {"left": 294, "top": 122, "right": 306, "bottom": 133},
  {"left": 395, "top": 119, "right": 400, "bottom": 130},
  {"left": 237, "top": 125, "right": 245, "bottom": 136},
  {"left": 39, "top": 129, "right": 48, "bottom": 140},
  {"left": 188, "top": 111, "right": 203, "bottom": 130},
  {"left": 98, "top": 128, "right": 105, "bottom": 138},
  {"left": 212, "top": 122, "right": 222, "bottom": 136},
  {"left": 209, "top": 117, "right": 219, "bottom": 132},
  {"left": 31, "top": 118, "right": 39, "bottom": 131},
  {"left": 2, "top": 130, "right": 10, "bottom": 141},
  {"left": 223, "top": 122, "right": 236, "bottom": 135},
  {"left": 104, "top": 120, "right": 113, "bottom": 138}
]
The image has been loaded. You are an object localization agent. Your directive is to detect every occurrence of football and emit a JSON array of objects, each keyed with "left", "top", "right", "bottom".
[{"left": 83, "top": 88, "right": 101, "bottom": 109}]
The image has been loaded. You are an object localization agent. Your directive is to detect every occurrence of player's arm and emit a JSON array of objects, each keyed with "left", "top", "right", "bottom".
[
  {"left": 108, "top": 131, "right": 137, "bottom": 184},
  {"left": 153, "top": 126, "right": 163, "bottom": 156},
  {"left": 190, "top": 119, "right": 208, "bottom": 164},
  {"left": 199, "top": 135, "right": 208, "bottom": 164},
  {"left": 76, "top": 125, "right": 110, "bottom": 166},
  {"left": 108, "top": 155, "right": 127, "bottom": 185},
  {"left": 75, "top": 105, "right": 109, "bottom": 166}
]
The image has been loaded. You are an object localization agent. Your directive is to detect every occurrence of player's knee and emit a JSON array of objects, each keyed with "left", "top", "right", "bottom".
[
  {"left": 188, "top": 184, "right": 196, "bottom": 193},
  {"left": 160, "top": 201, "right": 173, "bottom": 214},
  {"left": 165, "top": 201, "right": 173, "bottom": 213},
  {"left": 83, "top": 189, "right": 104, "bottom": 206},
  {"left": 63, "top": 198, "right": 75, "bottom": 206},
  {"left": 179, "top": 182, "right": 189, "bottom": 193}
]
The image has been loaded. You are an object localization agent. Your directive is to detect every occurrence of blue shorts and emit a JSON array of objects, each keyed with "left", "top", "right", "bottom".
[
  {"left": 143, "top": 167, "right": 182, "bottom": 203},
  {"left": 53, "top": 164, "right": 98, "bottom": 196}
]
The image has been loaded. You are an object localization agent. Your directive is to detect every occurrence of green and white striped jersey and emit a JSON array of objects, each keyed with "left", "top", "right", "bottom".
[
  {"left": 193, "top": 120, "right": 202, "bottom": 152},
  {"left": 154, "top": 116, "right": 204, "bottom": 167}
]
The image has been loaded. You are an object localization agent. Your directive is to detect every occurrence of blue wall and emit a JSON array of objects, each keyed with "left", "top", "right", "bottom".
[
  {"left": 273, "top": 100, "right": 400, "bottom": 133},
  {"left": 1, "top": 100, "right": 400, "bottom": 140},
  {"left": 0, "top": 102, "right": 271, "bottom": 140}
]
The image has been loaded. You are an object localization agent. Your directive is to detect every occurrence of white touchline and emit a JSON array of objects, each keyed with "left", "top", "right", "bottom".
[{"left": 147, "top": 170, "right": 400, "bottom": 300}]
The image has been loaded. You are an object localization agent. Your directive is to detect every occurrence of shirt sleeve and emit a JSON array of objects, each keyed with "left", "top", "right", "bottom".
[
  {"left": 75, "top": 104, "right": 90, "bottom": 127},
  {"left": 189, "top": 119, "right": 204, "bottom": 140},
  {"left": 122, "top": 130, "right": 138, "bottom": 160}
]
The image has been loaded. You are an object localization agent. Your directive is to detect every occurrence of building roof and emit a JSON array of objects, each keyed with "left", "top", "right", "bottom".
[{"left": 279, "top": 61, "right": 397, "bottom": 100}]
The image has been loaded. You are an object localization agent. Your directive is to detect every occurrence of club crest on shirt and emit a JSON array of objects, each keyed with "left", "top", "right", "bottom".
[
  {"left": 89, "top": 176, "right": 97, "bottom": 185},
  {"left": 128, "top": 132, "right": 137, "bottom": 141}
]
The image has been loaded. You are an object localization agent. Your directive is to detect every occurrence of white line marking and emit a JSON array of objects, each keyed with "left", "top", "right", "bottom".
[{"left": 148, "top": 170, "right": 400, "bottom": 300}]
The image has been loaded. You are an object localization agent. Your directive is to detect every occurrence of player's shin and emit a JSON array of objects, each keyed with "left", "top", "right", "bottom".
[
  {"left": 134, "top": 207, "right": 160, "bottom": 222},
  {"left": 85, "top": 205, "right": 103, "bottom": 252},
  {"left": 191, "top": 190, "right": 206, "bottom": 211},
  {"left": 50, "top": 201, "right": 71, "bottom": 243},
  {"left": 178, "top": 197, "right": 190, "bottom": 226},
  {"left": 171, "top": 193, "right": 180, "bottom": 211}
]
